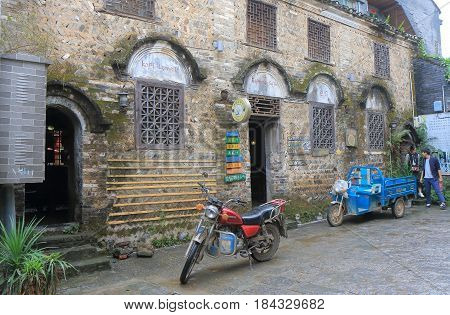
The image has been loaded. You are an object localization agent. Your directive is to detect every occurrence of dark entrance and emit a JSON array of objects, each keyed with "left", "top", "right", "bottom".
[
  {"left": 25, "top": 108, "right": 79, "bottom": 225},
  {"left": 249, "top": 118, "right": 267, "bottom": 204}
]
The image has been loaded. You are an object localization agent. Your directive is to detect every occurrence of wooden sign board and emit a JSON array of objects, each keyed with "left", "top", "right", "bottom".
[
  {"left": 225, "top": 173, "right": 246, "bottom": 183},
  {"left": 226, "top": 163, "right": 242, "bottom": 169},
  {"left": 226, "top": 144, "right": 240, "bottom": 150}
]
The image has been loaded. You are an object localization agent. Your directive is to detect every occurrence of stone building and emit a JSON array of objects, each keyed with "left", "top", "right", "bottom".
[{"left": 1, "top": 0, "right": 418, "bottom": 242}]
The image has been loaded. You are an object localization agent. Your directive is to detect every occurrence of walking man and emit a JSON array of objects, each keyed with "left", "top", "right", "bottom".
[
  {"left": 420, "top": 148, "right": 446, "bottom": 210},
  {"left": 406, "top": 145, "right": 425, "bottom": 198}
]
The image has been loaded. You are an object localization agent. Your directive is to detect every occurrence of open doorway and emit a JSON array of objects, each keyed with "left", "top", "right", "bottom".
[
  {"left": 249, "top": 117, "right": 280, "bottom": 205},
  {"left": 25, "top": 108, "right": 80, "bottom": 225},
  {"left": 249, "top": 118, "right": 268, "bottom": 205}
]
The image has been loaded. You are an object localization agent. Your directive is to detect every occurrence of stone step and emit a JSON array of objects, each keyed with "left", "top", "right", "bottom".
[
  {"left": 37, "top": 233, "right": 95, "bottom": 249},
  {"left": 48, "top": 244, "right": 105, "bottom": 262},
  {"left": 67, "top": 256, "right": 111, "bottom": 277}
]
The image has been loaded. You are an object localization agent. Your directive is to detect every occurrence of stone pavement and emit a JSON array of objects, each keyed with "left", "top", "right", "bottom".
[{"left": 59, "top": 206, "right": 450, "bottom": 295}]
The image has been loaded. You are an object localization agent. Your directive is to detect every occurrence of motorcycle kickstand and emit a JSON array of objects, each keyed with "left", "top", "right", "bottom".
[{"left": 246, "top": 248, "right": 253, "bottom": 270}]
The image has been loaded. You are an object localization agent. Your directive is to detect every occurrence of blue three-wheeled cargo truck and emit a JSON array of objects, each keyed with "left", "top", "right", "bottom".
[{"left": 327, "top": 166, "right": 417, "bottom": 227}]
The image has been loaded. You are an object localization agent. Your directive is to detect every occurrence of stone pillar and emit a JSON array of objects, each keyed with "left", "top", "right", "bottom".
[{"left": 0, "top": 184, "right": 16, "bottom": 232}]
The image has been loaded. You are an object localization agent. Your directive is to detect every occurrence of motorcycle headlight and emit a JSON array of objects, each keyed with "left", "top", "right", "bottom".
[
  {"left": 333, "top": 180, "right": 348, "bottom": 194},
  {"left": 204, "top": 205, "right": 219, "bottom": 220}
]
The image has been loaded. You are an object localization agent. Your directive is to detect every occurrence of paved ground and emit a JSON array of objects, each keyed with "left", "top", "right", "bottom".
[{"left": 59, "top": 205, "right": 450, "bottom": 295}]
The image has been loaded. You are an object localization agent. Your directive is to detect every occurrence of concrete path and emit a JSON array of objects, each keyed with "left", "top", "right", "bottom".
[{"left": 59, "top": 206, "right": 450, "bottom": 295}]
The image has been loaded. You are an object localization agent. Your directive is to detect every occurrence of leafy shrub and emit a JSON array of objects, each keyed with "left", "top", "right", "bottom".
[
  {"left": 283, "top": 197, "right": 329, "bottom": 224},
  {"left": 151, "top": 235, "right": 189, "bottom": 249},
  {"left": 0, "top": 218, "right": 73, "bottom": 295},
  {"left": 430, "top": 177, "right": 450, "bottom": 204}
]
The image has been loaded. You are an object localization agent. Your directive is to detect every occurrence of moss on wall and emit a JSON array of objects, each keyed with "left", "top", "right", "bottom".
[
  {"left": 291, "top": 63, "right": 339, "bottom": 94},
  {"left": 47, "top": 61, "right": 89, "bottom": 86},
  {"left": 95, "top": 100, "right": 129, "bottom": 143},
  {"left": 102, "top": 32, "right": 139, "bottom": 68}
]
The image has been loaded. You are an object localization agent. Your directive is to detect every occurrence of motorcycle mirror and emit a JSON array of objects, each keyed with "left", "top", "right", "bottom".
[{"left": 202, "top": 172, "right": 208, "bottom": 178}]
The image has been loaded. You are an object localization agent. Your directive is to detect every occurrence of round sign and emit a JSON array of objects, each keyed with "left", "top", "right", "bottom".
[{"left": 232, "top": 98, "right": 252, "bottom": 123}]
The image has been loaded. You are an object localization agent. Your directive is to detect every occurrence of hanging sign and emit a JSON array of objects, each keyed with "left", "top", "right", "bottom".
[
  {"left": 224, "top": 130, "right": 246, "bottom": 183},
  {"left": 232, "top": 98, "right": 252, "bottom": 123}
]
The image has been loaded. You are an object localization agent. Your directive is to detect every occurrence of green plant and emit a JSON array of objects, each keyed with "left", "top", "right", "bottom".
[
  {"left": 415, "top": 122, "right": 438, "bottom": 153},
  {"left": 0, "top": 218, "right": 73, "bottom": 295},
  {"left": 418, "top": 39, "right": 450, "bottom": 81},
  {"left": 62, "top": 224, "right": 80, "bottom": 235},
  {"left": 151, "top": 235, "right": 189, "bottom": 249},
  {"left": 282, "top": 197, "right": 329, "bottom": 223},
  {"left": 430, "top": 177, "right": 450, "bottom": 204},
  {"left": 386, "top": 126, "right": 412, "bottom": 177},
  {"left": 398, "top": 20, "right": 405, "bottom": 32}
]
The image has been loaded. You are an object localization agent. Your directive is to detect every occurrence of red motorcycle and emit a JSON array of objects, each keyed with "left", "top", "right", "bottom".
[{"left": 180, "top": 174, "right": 288, "bottom": 284}]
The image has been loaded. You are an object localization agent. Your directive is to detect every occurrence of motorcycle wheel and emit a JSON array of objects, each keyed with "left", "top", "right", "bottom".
[
  {"left": 180, "top": 241, "right": 202, "bottom": 284},
  {"left": 251, "top": 224, "right": 280, "bottom": 262},
  {"left": 327, "top": 203, "right": 344, "bottom": 227}
]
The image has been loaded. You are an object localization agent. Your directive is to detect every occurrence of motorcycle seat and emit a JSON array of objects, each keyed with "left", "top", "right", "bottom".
[{"left": 241, "top": 204, "right": 276, "bottom": 225}]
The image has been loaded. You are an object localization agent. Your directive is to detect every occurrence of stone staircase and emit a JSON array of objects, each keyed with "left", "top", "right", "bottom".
[{"left": 38, "top": 233, "right": 111, "bottom": 277}]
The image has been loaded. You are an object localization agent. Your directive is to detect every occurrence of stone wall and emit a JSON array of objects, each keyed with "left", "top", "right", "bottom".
[{"left": 2, "top": 0, "right": 417, "bottom": 242}]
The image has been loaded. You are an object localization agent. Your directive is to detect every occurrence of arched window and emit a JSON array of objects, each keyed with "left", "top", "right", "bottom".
[
  {"left": 127, "top": 41, "right": 192, "bottom": 149},
  {"left": 307, "top": 75, "right": 339, "bottom": 152},
  {"left": 243, "top": 63, "right": 288, "bottom": 118},
  {"left": 365, "top": 87, "right": 389, "bottom": 151}
]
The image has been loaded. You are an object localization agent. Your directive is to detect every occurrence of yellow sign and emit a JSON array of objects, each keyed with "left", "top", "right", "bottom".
[
  {"left": 232, "top": 98, "right": 252, "bottom": 123},
  {"left": 226, "top": 162, "right": 242, "bottom": 169},
  {"left": 226, "top": 144, "right": 240, "bottom": 150}
]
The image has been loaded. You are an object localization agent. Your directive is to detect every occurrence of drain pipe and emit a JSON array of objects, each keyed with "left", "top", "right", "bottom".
[
  {"left": 410, "top": 70, "right": 416, "bottom": 118},
  {"left": 443, "top": 85, "right": 446, "bottom": 113}
]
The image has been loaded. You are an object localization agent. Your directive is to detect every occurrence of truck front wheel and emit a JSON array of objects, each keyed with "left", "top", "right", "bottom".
[{"left": 327, "top": 203, "right": 344, "bottom": 227}]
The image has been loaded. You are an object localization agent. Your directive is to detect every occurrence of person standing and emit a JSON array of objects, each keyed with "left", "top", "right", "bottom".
[
  {"left": 420, "top": 148, "right": 446, "bottom": 209},
  {"left": 406, "top": 145, "right": 425, "bottom": 198}
]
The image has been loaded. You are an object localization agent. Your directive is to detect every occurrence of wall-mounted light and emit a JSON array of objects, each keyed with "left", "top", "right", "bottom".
[
  {"left": 118, "top": 91, "right": 129, "bottom": 110},
  {"left": 213, "top": 40, "right": 224, "bottom": 52}
]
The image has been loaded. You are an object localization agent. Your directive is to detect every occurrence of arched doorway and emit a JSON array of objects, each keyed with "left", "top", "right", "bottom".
[
  {"left": 243, "top": 62, "right": 289, "bottom": 204},
  {"left": 25, "top": 107, "right": 81, "bottom": 225}
]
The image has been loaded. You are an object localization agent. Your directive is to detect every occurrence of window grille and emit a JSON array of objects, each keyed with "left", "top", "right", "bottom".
[
  {"left": 248, "top": 95, "right": 281, "bottom": 117},
  {"left": 374, "top": 42, "right": 390, "bottom": 78},
  {"left": 367, "top": 111, "right": 385, "bottom": 150},
  {"left": 247, "top": 0, "right": 277, "bottom": 50},
  {"left": 308, "top": 19, "right": 331, "bottom": 63},
  {"left": 311, "top": 102, "right": 335, "bottom": 150},
  {"left": 105, "top": 0, "right": 155, "bottom": 19},
  {"left": 136, "top": 82, "right": 184, "bottom": 149}
]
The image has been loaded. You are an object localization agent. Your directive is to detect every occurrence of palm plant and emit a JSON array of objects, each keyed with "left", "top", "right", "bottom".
[
  {"left": 0, "top": 218, "right": 73, "bottom": 295},
  {"left": 386, "top": 127, "right": 412, "bottom": 177}
]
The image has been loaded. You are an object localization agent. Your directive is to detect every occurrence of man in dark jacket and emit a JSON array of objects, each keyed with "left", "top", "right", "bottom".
[{"left": 420, "top": 148, "right": 446, "bottom": 209}]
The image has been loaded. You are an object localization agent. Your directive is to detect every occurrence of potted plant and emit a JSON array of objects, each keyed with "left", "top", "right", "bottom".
[{"left": 0, "top": 218, "right": 73, "bottom": 295}]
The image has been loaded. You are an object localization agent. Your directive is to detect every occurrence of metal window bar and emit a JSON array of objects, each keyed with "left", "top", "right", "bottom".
[
  {"left": 105, "top": 0, "right": 155, "bottom": 19},
  {"left": 136, "top": 81, "right": 184, "bottom": 149},
  {"left": 308, "top": 19, "right": 331, "bottom": 63},
  {"left": 247, "top": 0, "right": 277, "bottom": 50},
  {"left": 248, "top": 95, "right": 281, "bottom": 117},
  {"left": 310, "top": 102, "right": 335, "bottom": 150},
  {"left": 367, "top": 111, "right": 385, "bottom": 150},
  {"left": 374, "top": 42, "right": 390, "bottom": 78}
]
